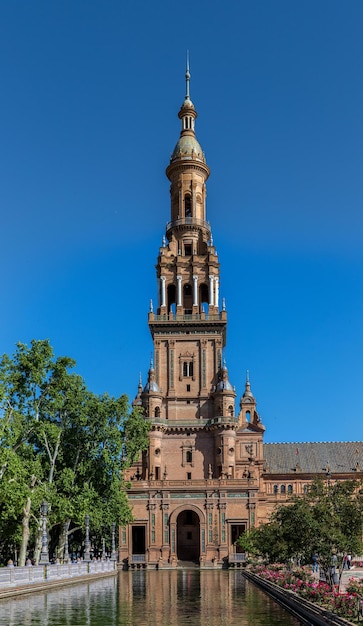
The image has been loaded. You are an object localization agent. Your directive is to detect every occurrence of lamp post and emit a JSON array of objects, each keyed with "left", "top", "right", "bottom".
[
  {"left": 102, "top": 537, "right": 106, "bottom": 560},
  {"left": 84, "top": 514, "right": 91, "bottom": 562},
  {"left": 39, "top": 501, "right": 49, "bottom": 564},
  {"left": 111, "top": 523, "right": 117, "bottom": 561}
]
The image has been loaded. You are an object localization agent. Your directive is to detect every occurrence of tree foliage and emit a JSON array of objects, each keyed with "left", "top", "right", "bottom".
[
  {"left": 238, "top": 479, "right": 363, "bottom": 587},
  {"left": 0, "top": 340, "right": 150, "bottom": 564}
]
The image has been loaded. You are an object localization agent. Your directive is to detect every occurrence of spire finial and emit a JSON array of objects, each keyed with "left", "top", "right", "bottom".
[
  {"left": 246, "top": 369, "right": 250, "bottom": 384},
  {"left": 185, "top": 50, "right": 191, "bottom": 100}
]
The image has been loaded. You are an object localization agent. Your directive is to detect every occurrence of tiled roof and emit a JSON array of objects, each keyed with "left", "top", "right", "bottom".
[{"left": 263, "top": 441, "right": 363, "bottom": 475}]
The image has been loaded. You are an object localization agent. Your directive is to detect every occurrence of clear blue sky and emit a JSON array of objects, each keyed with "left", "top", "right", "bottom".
[{"left": 1, "top": 1, "right": 362, "bottom": 444}]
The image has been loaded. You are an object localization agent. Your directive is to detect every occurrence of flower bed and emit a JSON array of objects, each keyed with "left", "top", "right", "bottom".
[{"left": 250, "top": 564, "right": 363, "bottom": 624}]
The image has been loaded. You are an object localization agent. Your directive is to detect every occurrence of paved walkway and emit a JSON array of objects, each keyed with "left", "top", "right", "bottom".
[{"left": 340, "top": 566, "right": 363, "bottom": 592}]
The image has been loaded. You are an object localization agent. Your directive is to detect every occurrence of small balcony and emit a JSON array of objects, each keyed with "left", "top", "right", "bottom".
[{"left": 166, "top": 217, "right": 211, "bottom": 239}]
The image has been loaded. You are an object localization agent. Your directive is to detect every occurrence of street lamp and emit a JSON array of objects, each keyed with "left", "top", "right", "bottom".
[
  {"left": 111, "top": 522, "right": 117, "bottom": 561},
  {"left": 39, "top": 501, "right": 49, "bottom": 564},
  {"left": 102, "top": 537, "right": 106, "bottom": 560},
  {"left": 84, "top": 514, "right": 91, "bottom": 561}
]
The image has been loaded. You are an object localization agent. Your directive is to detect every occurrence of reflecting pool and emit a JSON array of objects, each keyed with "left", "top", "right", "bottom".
[{"left": 0, "top": 570, "right": 303, "bottom": 626}]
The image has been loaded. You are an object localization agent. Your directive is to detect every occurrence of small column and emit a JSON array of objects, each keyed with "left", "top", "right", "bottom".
[
  {"left": 193, "top": 275, "right": 198, "bottom": 307},
  {"left": 209, "top": 275, "right": 214, "bottom": 306},
  {"left": 214, "top": 277, "right": 219, "bottom": 309},
  {"left": 177, "top": 275, "right": 182, "bottom": 306},
  {"left": 160, "top": 276, "right": 166, "bottom": 308}
]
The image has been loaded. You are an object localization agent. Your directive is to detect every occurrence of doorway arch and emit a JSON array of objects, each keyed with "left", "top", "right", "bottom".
[{"left": 176, "top": 509, "right": 200, "bottom": 562}]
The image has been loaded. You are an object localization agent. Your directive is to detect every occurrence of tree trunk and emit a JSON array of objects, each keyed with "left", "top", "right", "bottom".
[
  {"left": 33, "top": 521, "right": 43, "bottom": 565},
  {"left": 18, "top": 497, "right": 31, "bottom": 566},
  {"left": 57, "top": 519, "right": 71, "bottom": 561}
]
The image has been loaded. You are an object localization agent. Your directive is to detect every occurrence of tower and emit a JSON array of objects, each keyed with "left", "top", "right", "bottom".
[{"left": 123, "top": 62, "right": 266, "bottom": 569}]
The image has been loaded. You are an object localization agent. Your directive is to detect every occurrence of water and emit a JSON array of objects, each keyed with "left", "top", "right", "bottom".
[{"left": 0, "top": 570, "right": 303, "bottom": 625}]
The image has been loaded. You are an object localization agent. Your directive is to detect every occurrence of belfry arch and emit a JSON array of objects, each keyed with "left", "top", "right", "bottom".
[{"left": 169, "top": 505, "right": 206, "bottom": 563}]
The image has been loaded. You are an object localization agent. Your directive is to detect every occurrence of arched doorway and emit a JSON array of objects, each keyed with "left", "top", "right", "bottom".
[{"left": 177, "top": 509, "right": 200, "bottom": 562}]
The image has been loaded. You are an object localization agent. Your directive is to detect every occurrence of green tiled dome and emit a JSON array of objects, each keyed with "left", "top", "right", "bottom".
[{"left": 171, "top": 134, "right": 205, "bottom": 162}]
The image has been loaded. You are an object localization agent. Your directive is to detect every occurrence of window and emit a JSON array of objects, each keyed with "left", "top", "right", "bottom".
[
  {"left": 187, "top": 472, "right": 192, "bottom": 480},
  {"left": 280, "top": 485, "right": 286, "bottom": 494},
  {"left": 185, "top": 194, "right": 192, "bottom": 217},
  {"left": 154, "top": 407, "right": 160, "bottom": 418},
  {"left": 288, "top": 484, "right": 293, "bottom": 494},
  {"left": 183, "top": 361, "right": 193, "bottom": 377},
  {"left": 186, "top": 450, "right": 192, "bottom": 463},
  {"left": 155, "top": 467, "right": 160, "bottom": 480},
  {"left": 186, "top": 384, "right": 190, "bottom": 392},
  {"left": 273, "top": 485, "right": 278, "bottom": 495},
  {"left": 184, "top": 244, "right": 192, "bottom": 256}
]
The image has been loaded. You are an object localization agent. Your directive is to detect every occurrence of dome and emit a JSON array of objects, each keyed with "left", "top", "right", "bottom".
[
  {"left": 143, "top": 380, "right": 160, "bottom": 393},
  {"left": 180, "top": 96, "right": 195, "bottom": 110},
  {"left": 216, "top": 379, "right": 234, "bottom": 392},
  {"left": 171, "top": 134, "right": 205, "bottom": 162}
]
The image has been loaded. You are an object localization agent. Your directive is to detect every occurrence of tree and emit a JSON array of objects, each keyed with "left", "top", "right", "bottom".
[
  {"left": 0, "top": 340, "right": 150, "bottom": 564},
  {"left": 237, "top": 479, "right": 363, "bottom": 588}
]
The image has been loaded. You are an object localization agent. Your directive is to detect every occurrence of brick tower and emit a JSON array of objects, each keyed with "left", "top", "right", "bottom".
[{"left": 121, "top": 62, "right": 266, "bottom": 568}]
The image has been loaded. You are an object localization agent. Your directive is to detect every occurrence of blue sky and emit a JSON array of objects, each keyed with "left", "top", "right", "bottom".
[{"left": 1, "top": 1, "right": 362, "bottom": 444}]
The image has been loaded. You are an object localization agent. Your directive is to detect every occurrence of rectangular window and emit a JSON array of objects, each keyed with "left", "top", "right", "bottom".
[
  {"left": 155, "top": 467, "right": 160, "bottom": 480},
  {"left": 171, "top": 528, "right": 175, "bottom": 553},
  {"left": 151, "top": 530, "right": 155, "bottom": 544},
  {"left": 184, "top": 244, "right": 192, "bottom": 256},
  {"left": 202, "top": 349, "right": 206, "bottom": 388},
  {"left": 187, "top": 472, "right": 192, "bottom": 480},
  {"left": 186, "top": 384, "right": 190, "bottom": 392},
  {"left": 169, "top": 348, "right": 174, "bottom": 389}
]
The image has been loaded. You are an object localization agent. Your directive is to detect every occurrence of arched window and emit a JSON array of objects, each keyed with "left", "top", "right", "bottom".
[
  {"left": 246, "top": 411, "right": 250, "bottom": 422},
  {"left": 287, "top": 484, "right": 293, "bottom": 494},
  {"left": 228, "top": 405, "right": 234, "bottom": 417},
  {"left": 303, "top": 484, "right": 308, "bottom": 494},
  {"left": 273, "top": 485, "right": 278, "bottom": 495},
  {"left": 167, "top": 284, "right": 176, "bottom": 314},
  {"left": 185, "top": 194, "right": 192, "bottom": 217},
  {"left": 154, "top": 407, "right": 160, "bottom": 418},
  {"left": 183, "top": 283, "right": 192, "bottom": 313},
  {"left": 280, "top": 485, "right": 286, "bottom": 494}
]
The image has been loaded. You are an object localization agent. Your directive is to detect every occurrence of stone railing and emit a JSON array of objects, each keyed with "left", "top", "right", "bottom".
[{"left": 0, "top": 560, "right": 116, "bottom": 590}]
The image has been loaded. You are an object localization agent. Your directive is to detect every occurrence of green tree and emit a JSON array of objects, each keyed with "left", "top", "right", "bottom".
[
  {"left": 237, "top": 479, "right": 363, "bottom": 588},
  {"left": 0, "top": 340, "right": 150, "bottom": 564}
]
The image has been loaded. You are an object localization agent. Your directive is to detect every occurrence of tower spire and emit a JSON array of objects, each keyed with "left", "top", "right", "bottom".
[{"left": 185, "top": 50, "right": 191, "bottom": 100}]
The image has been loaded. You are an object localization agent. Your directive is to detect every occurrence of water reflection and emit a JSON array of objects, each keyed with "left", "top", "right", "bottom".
[
  {"left": 118, "top": 570, "right": 302, "bottom": 626},
  {"left": 0, "top": 570, "right": 302, "bottom": 626}
]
